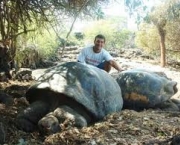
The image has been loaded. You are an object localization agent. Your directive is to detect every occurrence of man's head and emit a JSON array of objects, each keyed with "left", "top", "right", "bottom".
[{"left": 93, "top": 34, "right": 105, "bottom": 53}]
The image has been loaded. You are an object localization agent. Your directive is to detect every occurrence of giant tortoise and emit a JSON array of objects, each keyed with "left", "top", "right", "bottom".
[
  {"left": 16, "top": 62, "right": 123, "bottom": 134},
  {"left": 115, "top": 69, "right": 178, "bottom": 111}
]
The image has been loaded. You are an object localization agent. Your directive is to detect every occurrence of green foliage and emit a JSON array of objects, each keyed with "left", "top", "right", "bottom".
[
  {"left": 125, "top": 0, "right": 145, "bottom": 15},
  {"left": 124, "top": 0, "right": 151, "bottom": 24},
  {"left": 135, "top": 23, "right": 160, "bottom": 54},
  {"left": 16, "top": 23, "right": 86, "bottom": 64},
  {"left": 16, "top": 28, "right": 59, "bottom": 61},
  {"left": 165, "top": 19, "right": 180, "bottom": 61},
  {"left": 83, "top": 17, "right": 132, "bottom": 49},
  {"left": 57, "top": 32, "right": 84, "bottom": 47},
  {"left": 69, "top": 34, "right": 84, "bottom": 46},
  {"left": 167, "top": 0, "right": 180, "bottom": 20},
  {"left": 144, "top": 0, "right": 180, "bottom": 56},
  {"left": 34, "top": 31, "right": 58, "bottom": 59},
  {"left": 166, "top": 20, "right": 180, "bottom": 50},
  {"left": 0, "top": 0, "right": 110, "bottom": 70},
  {"left": 165, "top": 0, "right": 180, "bottom": 54},
  {"left": 95, "top": 7, "right": 105, "bottom": 20},
  {"left": 74, "top": 32, "right": 84, "bottom": 40},
  {"left": 57, "top": 37, "right": 77, "bottom": 47}
]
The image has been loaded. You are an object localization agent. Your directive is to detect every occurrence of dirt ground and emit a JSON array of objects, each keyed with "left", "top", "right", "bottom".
[{"left": 1, "top": 50, "right": 180, "bottom": 145}]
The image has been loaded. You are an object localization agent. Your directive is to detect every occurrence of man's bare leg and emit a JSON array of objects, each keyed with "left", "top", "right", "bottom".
[{"left": 104, "top": 61, "right": 111, "bottom": 72}]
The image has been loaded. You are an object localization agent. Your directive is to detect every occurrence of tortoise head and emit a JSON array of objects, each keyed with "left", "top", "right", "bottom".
[{"left": 164, "top": 80, "right": 178, "bottom": 96}]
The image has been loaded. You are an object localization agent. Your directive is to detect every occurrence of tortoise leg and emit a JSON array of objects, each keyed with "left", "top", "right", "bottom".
[
  {"left": 171, "top": 98, "right": 180, "bottom": 110},
  {"left": 54, "top": 105, "right": 89, "bottom": 128},
  {"left": 38, "top": 112, "right": 60, "bottom": 135},
  {"left": 16, "top": 101, "right": 50, "bottom": 132},
  {"left": 157, "top": 99, "right": 179, "bottom": 111},
  {"left": 38, "top": 105, "right": 91, "bottom": 135},
  {"left": 0, "top": 92, "right": 13, "bottom": 105}
]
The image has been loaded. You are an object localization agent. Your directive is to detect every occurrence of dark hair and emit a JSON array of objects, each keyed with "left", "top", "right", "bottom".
[{"left": 94, "top": 34, "right": 105, "bottom": 42}]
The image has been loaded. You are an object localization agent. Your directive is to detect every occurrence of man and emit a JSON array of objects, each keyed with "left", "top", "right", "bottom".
[{"left": 77, "top": 34, "right": 123, "bottom": 72}]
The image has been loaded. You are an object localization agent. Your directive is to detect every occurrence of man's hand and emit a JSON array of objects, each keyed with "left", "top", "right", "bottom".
[
  {"left": 109, "top": 60, "right": 123, "bottom": 72},
  {"left": 118, "top": 68, "right": 124, "bottom": 72}
]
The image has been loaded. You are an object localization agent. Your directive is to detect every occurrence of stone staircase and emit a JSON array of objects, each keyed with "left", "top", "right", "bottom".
[{"left": 58, "top": 46, "right": 82, "bottom": 62}]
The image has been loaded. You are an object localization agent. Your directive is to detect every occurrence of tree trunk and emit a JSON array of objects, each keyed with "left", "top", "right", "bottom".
[
  {"left": 0, "top": 43, "right": 12, "bottom": 81},
  {"left": 10, "top": 39, "right": 17, "bottom": 70},
  {"left": 158, "top": 26, "right": 166, "bottom": 67},
  {"left": 0, "top": 38, "right": 17, "bottom": 81}
]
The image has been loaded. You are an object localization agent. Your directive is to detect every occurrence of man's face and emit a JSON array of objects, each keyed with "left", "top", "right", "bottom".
[{"left": 94, "top": 38, "right": 105, "bottom": 52}]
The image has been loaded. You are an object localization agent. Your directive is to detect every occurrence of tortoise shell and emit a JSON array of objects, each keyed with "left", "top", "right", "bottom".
[
  {"left": 116, "top": 69, "right": 177, "bottom": 110},
  {"left": 26, "top": 62, "right": 123, "bottom": 120}
]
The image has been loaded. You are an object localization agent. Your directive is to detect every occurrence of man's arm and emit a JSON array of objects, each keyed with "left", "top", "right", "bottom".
[
  {"left": 109, "top": 60, "right": 123, "bottom": 72},
  {"left": 103, "top": 50, "right": 123, "bottom": 72}
]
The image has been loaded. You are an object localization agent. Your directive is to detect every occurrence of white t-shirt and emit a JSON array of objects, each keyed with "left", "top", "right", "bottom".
[{"left": 77, "top": 46, "right": 113, "bottom": 66}]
